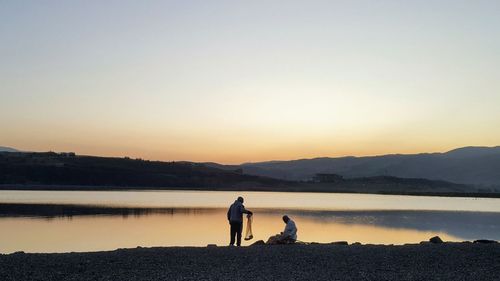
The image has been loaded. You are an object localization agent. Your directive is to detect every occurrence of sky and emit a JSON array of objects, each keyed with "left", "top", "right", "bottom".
[{"left": 1, "top": 0, "right": 499, "bottom": 164}]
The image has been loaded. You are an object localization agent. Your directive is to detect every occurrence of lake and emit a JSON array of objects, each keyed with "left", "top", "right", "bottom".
[{"left": 1, "top": 190, "right": 499, "bottom": 253}]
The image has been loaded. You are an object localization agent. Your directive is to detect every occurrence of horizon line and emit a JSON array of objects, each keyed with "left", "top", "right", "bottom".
[{"left": 2, "top": 145, "right": 499, "bottom": 165}]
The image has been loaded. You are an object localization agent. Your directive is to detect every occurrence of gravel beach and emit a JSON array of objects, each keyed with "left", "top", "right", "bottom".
[{"left": 1, "top": 243, "right": 499, "bottom": 281}]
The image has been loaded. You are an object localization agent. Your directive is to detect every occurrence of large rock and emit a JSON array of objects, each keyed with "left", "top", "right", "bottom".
[{"left": 429, "top": 236, "right": 444, "bottom": 243}]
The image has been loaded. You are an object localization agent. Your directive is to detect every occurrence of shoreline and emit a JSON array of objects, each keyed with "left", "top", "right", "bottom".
[
  {"left": 1, "top": 243, "right": 499, "bottom": 281},
  {"left": 1, "top": 184, "right": 500, "bottom": 198}
]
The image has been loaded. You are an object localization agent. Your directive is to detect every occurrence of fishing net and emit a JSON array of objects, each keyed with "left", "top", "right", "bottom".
[{"left": 244, "top": 214, "right": 253, "bottom": 240}]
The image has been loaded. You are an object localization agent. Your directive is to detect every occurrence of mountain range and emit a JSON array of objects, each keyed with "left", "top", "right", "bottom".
[
  {"left": 2, "top": 145, "right": 500, "bottom": 188},
  {"left": 0, "top": 150, "right": 486, "bottom": 196},
  {"left": 235, "top": 146, "right": 500, "bottom": 186}
]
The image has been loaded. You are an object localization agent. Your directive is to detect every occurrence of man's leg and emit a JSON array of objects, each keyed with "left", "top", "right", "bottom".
[
  {"left": 276, "top": 235, "right": 289, "bottom": 244},
  {"left": 236, "top": 222, "right": 242, "bottom": 246},
  {"left": 276, "top": 236, "right": 296, "bottom": 244},
  {"left": 229, "top": 223, "right": 236, "bottom": 246},
  {"left": 266, "top": 234, "right": 280, "bottom": 245}
]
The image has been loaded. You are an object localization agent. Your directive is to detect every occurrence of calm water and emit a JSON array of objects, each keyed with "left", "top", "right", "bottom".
[{"left": 0, "top": 190, "right": 499, "bottom": 253}]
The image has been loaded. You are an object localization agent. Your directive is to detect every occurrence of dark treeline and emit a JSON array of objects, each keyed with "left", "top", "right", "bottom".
[{"left": 0, "top": 152, "right": 288, "bottom": 189}]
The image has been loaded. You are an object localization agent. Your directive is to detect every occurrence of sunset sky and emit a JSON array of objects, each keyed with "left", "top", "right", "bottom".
[{"left": 1, "top": 0, "right": 499, "bottom": 163}]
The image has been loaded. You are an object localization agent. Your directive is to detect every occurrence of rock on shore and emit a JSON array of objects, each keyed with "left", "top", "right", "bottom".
[{"left": 1, "top": 243, "right": 499, "bottom": 281}]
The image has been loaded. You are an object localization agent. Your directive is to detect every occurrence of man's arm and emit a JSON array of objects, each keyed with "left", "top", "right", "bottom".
[
  {"left": 241, "top": 205, "right": 253, "bottom": 215},
  {"left": 227, "top": 206, "right": 231, "bottom": 221},
  {"left": 282, "top": 223, "right": 292, "bottom": 238}
]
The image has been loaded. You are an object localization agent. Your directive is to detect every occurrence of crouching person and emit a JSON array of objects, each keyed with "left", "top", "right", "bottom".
[
  {"left": 279, "top": 215, "right": 297, "bottom": 244},
  {"left": 267, "top": 215, "right": 298, "bottom": 244}
]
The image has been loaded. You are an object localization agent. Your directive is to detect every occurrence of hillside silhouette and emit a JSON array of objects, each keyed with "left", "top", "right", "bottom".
[
  {"left": 0, "top": 152, "right": 286, "bottom": 189},
  {"left": 238, "top": 146, "right": 500, "bottom": 187},
  {"left": 1, "top": 150, "right": 496, "bottom": 197}
]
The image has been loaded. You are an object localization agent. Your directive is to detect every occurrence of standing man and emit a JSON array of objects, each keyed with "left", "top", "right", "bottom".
[{"left": 227, "top": 196, "right": 253, "bottom": 246}]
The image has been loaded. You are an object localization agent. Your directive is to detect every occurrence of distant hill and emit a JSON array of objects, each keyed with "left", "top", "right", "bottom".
[
  {"left": 1, "top": 151, "right": 492, "bottom": 196},
  {"left": 0, "top": 152, "right": 289, "bottom": 190},
  {"left": 239, "top": 146, "right": 500, "bottom": 186},
  {"left": 0, "top": 146, "right": 19, "bottom": 153}
]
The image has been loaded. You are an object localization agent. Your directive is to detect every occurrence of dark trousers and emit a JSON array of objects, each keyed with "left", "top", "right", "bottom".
[{"left": 229, "top": 222, "right": 243, "bottom": 246}]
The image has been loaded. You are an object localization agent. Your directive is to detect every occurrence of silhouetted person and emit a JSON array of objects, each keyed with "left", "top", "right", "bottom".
[
  {"left": 227, "top": 196, "right": 252, "bottom": 246},
  {"left": 278, "top": 215, "right": 297, "bottom": 244}
]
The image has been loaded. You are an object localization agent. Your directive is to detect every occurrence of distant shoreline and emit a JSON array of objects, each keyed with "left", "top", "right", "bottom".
[{"left": 1, "top": 184, "right": 500, "bottom": 198}]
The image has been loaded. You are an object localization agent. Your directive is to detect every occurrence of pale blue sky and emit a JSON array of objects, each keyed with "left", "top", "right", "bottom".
[{"left": 1, "top": 0, "right": 499, "bottom": 163}]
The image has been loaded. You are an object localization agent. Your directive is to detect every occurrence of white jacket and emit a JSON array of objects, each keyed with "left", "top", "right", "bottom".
[{"left": 283, "top": 219, "right": 298, "bottom": 240}]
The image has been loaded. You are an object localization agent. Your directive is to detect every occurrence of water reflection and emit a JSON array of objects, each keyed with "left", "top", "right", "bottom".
[
  {"left": 282, "top": 209, "right": 500, "bottom": 241},
  {"left": 0, "top": 204, "right": 499, "bottom": 253},
  {"left": 0, "top": 203, "right": 218, "bottom": 218},
  {"left": 2, "top": 190, "right": 499, "bottom": 212}
]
